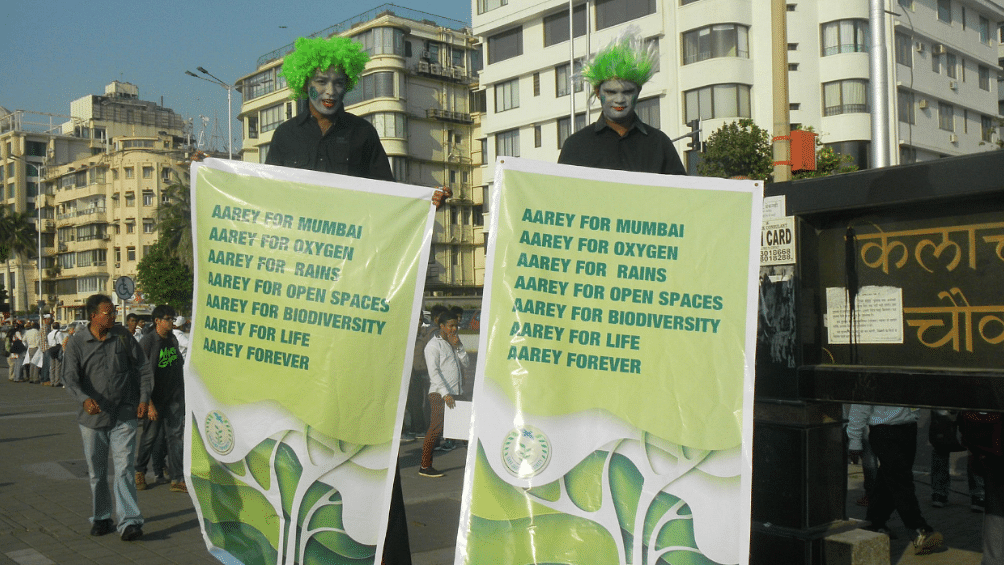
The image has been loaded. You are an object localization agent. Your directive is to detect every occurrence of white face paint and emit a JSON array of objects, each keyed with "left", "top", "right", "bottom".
[
  {"left": 307, "top": 66, "right": 348, "bottom": 117},
  {"left": 598, "top": 79, "right": 640, "bottom": 126}
]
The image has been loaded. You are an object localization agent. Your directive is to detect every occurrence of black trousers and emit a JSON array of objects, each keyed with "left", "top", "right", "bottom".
[{"left": 866, "top": 422, "right": 931, "bottom": 532}]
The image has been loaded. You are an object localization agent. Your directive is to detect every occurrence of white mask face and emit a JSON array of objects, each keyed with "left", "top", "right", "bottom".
[
  {"left": 307, "top": 66, "right": 348, "bottom": 117},
  {"left": 598, "top": 79, "right": 640, "bottom": 125}
]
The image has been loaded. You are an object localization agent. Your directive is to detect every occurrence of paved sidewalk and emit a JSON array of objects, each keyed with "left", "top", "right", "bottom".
[
  {"left": 0, "top": 376, "right": 469, "bottom": 565},
  {"left": 1, "top": 375, "right": 990, "bottom": 565}
]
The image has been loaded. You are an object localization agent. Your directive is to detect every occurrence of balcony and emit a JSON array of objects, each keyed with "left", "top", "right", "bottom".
[
  {"left": 426, "top": 108, "right": 474, "bottom": 124},
  {"left": 57, "top": 206, "right": 108, "bottom": 223}
]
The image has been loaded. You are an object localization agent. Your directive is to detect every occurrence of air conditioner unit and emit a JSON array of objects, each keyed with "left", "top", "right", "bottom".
[
  {"left": 418, "top": 61, "right": 430, "bottom": 73},
  {"left": 918, "top": 99, "right": 928, "bottom": 109},
  {"left": 914, "top": 41, "right": 925, "bottom": 52},
  {"left": 102, "top": 234, "right": 111, "bottom": 240},
  {"left": 933, "top": 44, "right": 946, "bottom": 54},
  {"left": 421, "top": 50, "right": 431, "bottom": 60},
  {"left": 949, "top": 80, "right": 958, "bottom": 90},
  {"left": 949, "top": 133, "right": 958, "bottom": 143},
  {"left": 430, "top": 64, "right": 442, "bottom": 75}
]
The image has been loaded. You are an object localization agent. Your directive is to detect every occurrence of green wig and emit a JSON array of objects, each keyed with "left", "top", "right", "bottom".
[
  {"left": 581, "top": 33, "right": 656, "bottom": 90},
  {"left": 280, "top": 36, "right": 370, "bottom": 99}
]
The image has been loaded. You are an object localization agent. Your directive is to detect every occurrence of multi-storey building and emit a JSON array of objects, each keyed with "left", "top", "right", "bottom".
[
  {"left": 237, "top": 5, "right": 486, "bottom": 296},
  {"left": 473, "top": 0, "right": 1004, "bottom": 181},
  {"left": 1, "top": 82, "right": 190, "bottom": 321}
]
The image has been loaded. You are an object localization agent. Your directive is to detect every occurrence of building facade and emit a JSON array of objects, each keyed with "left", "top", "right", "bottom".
[
  {"left": 237, "top": 5, "right": 486, "bottom": 296},
  {"left": 1, "top": 82, "right": 190, "bottom": 322},
  {"left": 472, "top": 0, "right": 1004, "bottom": 181}
]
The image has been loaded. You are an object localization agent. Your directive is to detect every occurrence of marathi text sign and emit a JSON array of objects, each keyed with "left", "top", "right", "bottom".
[
  {"left": 457, "top": 158, "right": 762, "bottom": 565},
  {"left": 186, "top": 159, "right": 434, "bottom": 565}
]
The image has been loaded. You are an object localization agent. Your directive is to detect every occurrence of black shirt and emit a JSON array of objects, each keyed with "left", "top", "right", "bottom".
[
  {"left": 265, "top": 108, "right": 394, "bottom": 181},
  {"left": 139, "top": 331, "right": 184, "bottom": 408},
  {"left": 558, "top": 115, "right": 687, "bottom": 176}
]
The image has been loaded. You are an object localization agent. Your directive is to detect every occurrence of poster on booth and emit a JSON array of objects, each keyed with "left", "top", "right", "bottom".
[
  {"left": 456, "top": 158, "right": 762, "bottom": 565},
  {"left": 186, "top": 158, "right": 435, "bottom": 565}
]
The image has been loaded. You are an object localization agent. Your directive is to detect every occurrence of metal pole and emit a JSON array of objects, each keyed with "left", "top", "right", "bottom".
[
  {"left": 569, "top": 0, "right": 575, "bottom": 127},
  {"left": 226, "top": 86, "right": 233, "bottom": 160},
  {"left": 37, "top": 165, "right": 42, "bottom": 322},
  {"left": 869, "top": 0, "right": 891, "bottom": 168},
  {"left": 771, "top": 0, "right": 792, "bottom": 182}
]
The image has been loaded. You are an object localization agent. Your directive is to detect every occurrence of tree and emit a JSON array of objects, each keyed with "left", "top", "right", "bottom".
[
  {"left": 0, "top": 207, "right": 38, "bottom": 314},
  {"left": 137, "top": 238, "right": 193, "bottom": 314},
  {"left": 697, "top": 119, "right": 857, "bottom": 181},
  {"left": 696, "top": 119, "right": 773, "bottom": 181},
  {"left": 157, "top": 178, "right": 193, "bottom": 271}
]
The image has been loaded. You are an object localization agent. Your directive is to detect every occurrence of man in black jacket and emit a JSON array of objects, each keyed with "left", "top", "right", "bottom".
[{"left": 137, "top": 305, "right": 186, "bottom": 494}]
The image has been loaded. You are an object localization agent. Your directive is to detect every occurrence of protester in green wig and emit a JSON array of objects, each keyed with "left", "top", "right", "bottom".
[{"left": 280, "top": 36, "right": 370, "bottom": 97}]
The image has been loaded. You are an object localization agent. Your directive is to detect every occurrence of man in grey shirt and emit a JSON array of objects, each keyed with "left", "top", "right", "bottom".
[{"left": 63, "top": 294, "right": 153, "bottom": 541}]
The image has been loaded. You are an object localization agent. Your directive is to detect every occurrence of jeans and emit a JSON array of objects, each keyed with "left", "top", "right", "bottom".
[
  {"left": 136, "top": 395, "right": 184, "bottom": 481},
  {"left": 79, "top": 419, "right": 144, "bottom": 532},
  {"left": 932, "top": 449, "right": 985, "bottom": 499}
]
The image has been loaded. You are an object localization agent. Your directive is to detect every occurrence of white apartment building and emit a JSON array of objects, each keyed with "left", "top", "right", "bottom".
[
  {"left": 237, "top": 5, "right": 486, "bottom": 296},
  {"left": 1, "top": 82, "right": 191, "bottom": 321},
  {"left": 473, "top": 0, "right": 1004, "bottom": 181}
]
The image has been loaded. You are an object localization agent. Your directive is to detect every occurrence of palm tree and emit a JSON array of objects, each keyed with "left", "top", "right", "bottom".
[
  {"left": 157, "top": 178, "right": 193, "bottom": 271},
  {"left": 0, "top": 207, "right": 38, "bottom": 315}
]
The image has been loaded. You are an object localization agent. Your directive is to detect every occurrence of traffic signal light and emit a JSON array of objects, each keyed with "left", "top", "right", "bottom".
[{"left": 686, "top": 119, "right": 701, "bottom": 151}]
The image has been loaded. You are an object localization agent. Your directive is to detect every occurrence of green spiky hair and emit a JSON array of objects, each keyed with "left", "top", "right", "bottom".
[
  {"left": 280, "top": 36, "right": 370, "bottom": 99},
  {"left": 581, "top": 34, "right": 656, "bottom": 89}
]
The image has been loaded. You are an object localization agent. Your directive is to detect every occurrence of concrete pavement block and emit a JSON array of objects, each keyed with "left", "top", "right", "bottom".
[{"left": 824, "top": 529, "right": 889, "bottom": 565}]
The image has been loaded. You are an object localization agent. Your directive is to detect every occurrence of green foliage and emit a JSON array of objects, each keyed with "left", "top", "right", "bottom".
[
  {"left": 137, "top": 238, "right": 193, "bottom": 313},
  {"left": 697, "top": 120, "right": 858, "bottom": 182},
  {"left": 157, "top": 179, "right": 193, "bottom": 270},
  {"left": 696, "top": 119, "right": 773, "bottom": 181},
  {"left": 0, "top": 207, "right": 38, "bottom": 313}
]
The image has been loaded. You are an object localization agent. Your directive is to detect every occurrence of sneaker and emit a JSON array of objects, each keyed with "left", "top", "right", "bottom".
[
  {"left": 912, "top": 528, "right": 944, "bottom": 555},
  {"left": 931, "top": 493, "right": 947, "bottom": 508},
  {"left": 120, "top": 523, "right": 143, "bottom": 541},
  {"left": 170, "top": 481, "right": 188, "bottom": 493},
  {"left": 135, "top": 471, "right": 147, "bottom": 491},
  {"left": 400, "top": 432, "right": 416, "bottom": 443},
  {"left": 418, "top": 466, "right": 444, "bottom": 478},
  {"left": 971, "top": 496, "right": 985, "bottom": 512},
  {"left": 435, "top": 439, "right": 456, "bottom": 452},
  {"left": 89, "top": 518, "right": 114, "bottom": 537}
]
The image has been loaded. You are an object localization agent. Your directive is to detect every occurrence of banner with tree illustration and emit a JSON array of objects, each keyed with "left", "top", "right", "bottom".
[
  {"left": 186, "top": 158, "right": 435, "bottom": 565},
  {"left": 456, "top": 158, "right": 762, "bottom": 565}
]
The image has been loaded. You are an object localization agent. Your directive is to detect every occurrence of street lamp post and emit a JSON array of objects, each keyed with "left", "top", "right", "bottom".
[{"left": 185, "top": 67, "right": 234, "bottom": 159}]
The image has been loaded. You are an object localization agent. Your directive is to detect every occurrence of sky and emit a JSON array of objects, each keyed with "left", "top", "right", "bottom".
[{"left": 0, "top": 0, "right": 472, "bottom": 152}]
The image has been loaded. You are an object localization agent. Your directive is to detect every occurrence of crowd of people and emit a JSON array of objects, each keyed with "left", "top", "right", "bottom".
[{"left": 6, "top": 299, "right": 191, "bottom": 542}]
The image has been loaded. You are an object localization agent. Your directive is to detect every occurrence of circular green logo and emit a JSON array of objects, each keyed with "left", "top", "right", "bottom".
[
  {"left": 501, "top": 425, "right": 551, "bottom": 478},
  {"left": 205, "top": 410, "right": 235, "bottom": 455}
]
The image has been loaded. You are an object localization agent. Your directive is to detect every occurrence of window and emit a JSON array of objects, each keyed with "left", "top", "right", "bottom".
[
  {"left": 389, "top": 156, "right": 408, "bottom": 183},
  {"left": 161, "top": 168, "right": 171, "bottom": 182},
  {"left": 939, "top": 102, "right": 954, "bottom": 131},
  {"left": 127, "top": 247, "right": 136, "bottom": 262},
  {"left": 112, "top": 169, "right": 119, "bottom": 180},
  {"left": 495, "top": 78, "right": 520, "bottom": 112},
  {"left": 115, "top": 248, "right": 121, "bottom": 263},
  {"left": 259, "top": 143, "right": 270, "bottom": 164},
  {"left": 26, "top": 141, "right": 46, "bottom": 157},
  {"left": 823, "top": 80, "right": 869, "bottom": 116},
  {"left": 126, "top": 221, "right": 135, "bottom": 234},
  {"left": 58, "top": 253, "right": 75, "bottom": 269},
  {"left": 979, "top": 65, "right": 991, "bottom": 90},
  {"left": 556, "top": 114, "right": 586, "bottom": 148},
  {"left": 895, "top": 33, "right": 912, "bottom": 66},
  {"left": 77, "top": 249, "right": 107, "bottom": 268},
  {"left": 470, "top": 90, "right": 487, "bottom": 113},
  {"left": 143, "top": 192, "right": 154, "bottom": 206},
  {"left": 477, "top": 0, "right": 507, "bottom": 15},
  {"left": 242, "top": 67, "right": 287, "bottom": 101},
  {"left": 898, "top": 90, "right": 915, "bottom": 124},
  {"left": 125, "top": 193, "right": 135, "bottom": 207},
  {"left": 533, "top": 73, "right": 540, "bottom": 96},
  {"left": 90, "top": 167, "right": 107, "bottom": 184},
  {"left": 820, "top": 20, "right": 869, "bottom": 56},
  {"left": 365, "top": 112, "right": 407, "bottom": 138},
  {"left": 938, "top": 0, "right": 951, "bottom": 23},
  {"left": 342, "top": 71, "right": 397, "bottom": 106},
  {"left": 682, "top": 24, "right": 750, "bottom": 64},
  {"left": 124, "top": 167, "right": 134, "bottom": 179},
  {"left": 788, "top": 43, "right": 798, "bottom": 51},
  {"left": 534, "top": 125, "right": 542, "bottom": 148},
  {"left": 354, "top": 27, "right": 405, "bottom": 56},
  {"left": 982, "top": 116, "right": 995, "bottom": 142},
  {"left": 260, "top": 103, "right": 285, "bottom": 133},
  {"left": 248, "top": 116, "right": 259, "bottom": 139},
  {"left": 143, "top": 219, "right": 156, "bottom": 234},
  {"left": 488, "top": 27, "right": 523, "bottom": 64},
  {"left": 496, "top": 129, "right": 520, "bottom": 157},
  {"left": 595, "top": 0, "right": 656, "bottom": 30},
  {"left": 979, "top": 16, "right": 991, "bottom": 43},
  {"left": 789, "top": 63, "right": 799, "bottom": 71},
  {"left": 683, "top": 84, "right": 752, "bottom": 122},
  {"left": 635, "top": 97, "right": 661, "bottom": 128},
  {"left": 932, "top": 52, "right": 941, "bottom": 74},
  {"left": 543, "top": 4, "right": 587, "bottom": 47},
  {"left": 899, "top": 0, "right": 913, "bottom": 10},
  {"left": 946, "top": 53, "right": 957, "bottom": 79},
  {"left": 555, "top": 63, "right": 584, "bottom": 96}
]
